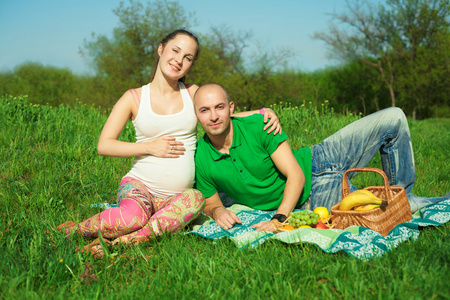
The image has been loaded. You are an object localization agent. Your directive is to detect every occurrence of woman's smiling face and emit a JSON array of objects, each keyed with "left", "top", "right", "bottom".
[{"left": 157, "top": 34, "right": 198, "bottom": 80}]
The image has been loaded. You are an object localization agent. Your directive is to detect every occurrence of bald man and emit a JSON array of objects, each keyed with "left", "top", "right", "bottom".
[
  {"left": 193, "top": 83, "right": 311, "bottom": 232},
  {"left": 193, "top": 83, "right": 449, "bottom": 232}
]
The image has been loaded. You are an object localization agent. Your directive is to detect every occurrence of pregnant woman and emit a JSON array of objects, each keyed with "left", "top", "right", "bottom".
[{"left": 57, "top": 29, "right": 280, "bottom": 257}]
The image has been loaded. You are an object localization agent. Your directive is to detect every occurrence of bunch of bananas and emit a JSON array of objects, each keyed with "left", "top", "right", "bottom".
[{"left": 339, "top": 189, "right": 388, "bottom": 211}]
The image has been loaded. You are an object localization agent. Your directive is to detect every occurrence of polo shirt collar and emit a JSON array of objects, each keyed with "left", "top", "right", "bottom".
[
  {"left": 204, "top": 135, "right": 224, "bottom": 161},
  {"left": 204, "top": 118, "right": 242, "bottom": 161}
]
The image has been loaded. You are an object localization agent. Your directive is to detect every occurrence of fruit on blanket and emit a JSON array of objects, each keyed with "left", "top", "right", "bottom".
[
  {"left": 353, "top": 204, "right": 381, "bottom": 211},
  {"left": 313, "top": 207, "right": 330, "bottom": 218},
  {"left": 313, "top": 222, "right": 328, "bottom": 229},
  {"left": 339, "top": 190, "right": 388, "bottom": 210},
  {"left": 298, "top": 225, "right": 312, "bottom": 229},
  {"left": 313, "top": 207, "right": 330, "bottom": 222},
  {"left": 289, "top": 210, "right": 318, "bottom": 228},
  {"left": 282, "top": 225, "right": 295, "bottom": 231}
]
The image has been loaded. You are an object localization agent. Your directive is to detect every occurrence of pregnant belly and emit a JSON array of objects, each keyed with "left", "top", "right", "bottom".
[{"left": 128, "top": 156, "right": 195, "bottom": 198}]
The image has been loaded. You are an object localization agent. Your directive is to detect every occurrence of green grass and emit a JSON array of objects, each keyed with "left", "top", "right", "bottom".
[{"left": 1, "top": 95, "right": 449, "bottom": 299}]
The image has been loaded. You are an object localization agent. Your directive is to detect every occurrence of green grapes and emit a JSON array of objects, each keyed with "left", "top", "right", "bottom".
[{"left": 288, "top": 210, "right": 319, "bottom": 228}]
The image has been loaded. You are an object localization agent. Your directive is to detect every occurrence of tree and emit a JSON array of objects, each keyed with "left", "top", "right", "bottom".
[
  {"left": 208, "top": 25, "right": 252, "bottom": 75},
  {"left": 380, "top": 0, "right": 450, "bottom": 118},
  {"left": 314, "top": 0, "right": 450, "bottom": 113},
  {"left": 191, "top": 26, "right": 296, "bottom": 110},
  {"left": 328, "top": 59, "right": 388, "bottom": 115},
  {"left": 394, "top": 31, "right": 450, "bottom": 118},
  {"left": 188, "top": 26, "right": 252, "bottom": 85}
]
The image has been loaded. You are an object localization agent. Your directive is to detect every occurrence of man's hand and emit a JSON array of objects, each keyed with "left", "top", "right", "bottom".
[
  {"left": 250, "top": 220, "right": 277, "bottom": 232},
  {"left": 213, "top": 207, "right": 242, "bottom": 230}
]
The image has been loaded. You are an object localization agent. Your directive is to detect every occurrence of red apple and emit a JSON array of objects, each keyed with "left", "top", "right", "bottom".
[{"left": 314, "top": 222, "right": 328, "bottom": 229}]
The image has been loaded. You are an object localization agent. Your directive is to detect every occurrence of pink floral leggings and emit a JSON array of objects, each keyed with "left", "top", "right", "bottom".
[{"left": 73, "top": 177, "right": 205, "bottom": 244}]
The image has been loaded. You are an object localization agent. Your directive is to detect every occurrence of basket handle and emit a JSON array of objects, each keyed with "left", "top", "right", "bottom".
[{"left": 342, "top": 168, "right": 393, "bottom": 202}]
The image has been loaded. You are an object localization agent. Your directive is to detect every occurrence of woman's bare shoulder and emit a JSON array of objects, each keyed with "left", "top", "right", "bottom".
[
  {"left": 185, "top": 83, "right": 199, "bottom": 99},
  {"left": 110, "top": 87, "right": 142, "bottom": 120}
]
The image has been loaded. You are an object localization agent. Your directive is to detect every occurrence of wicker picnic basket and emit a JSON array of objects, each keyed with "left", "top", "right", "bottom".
[{"left": 330, "top": 168, "right": 412, "bottom": 236}]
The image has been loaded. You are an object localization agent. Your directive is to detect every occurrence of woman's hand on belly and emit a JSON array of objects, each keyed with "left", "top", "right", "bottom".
[{"left": 145, "top": 136, "right": 185, "bottom": 158}]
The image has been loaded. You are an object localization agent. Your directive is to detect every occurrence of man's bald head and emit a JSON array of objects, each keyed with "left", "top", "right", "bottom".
[{"left": 193, "top": 83, "right": 230, "bottom": 110}]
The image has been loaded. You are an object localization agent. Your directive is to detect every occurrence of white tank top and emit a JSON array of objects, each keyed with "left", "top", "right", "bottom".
[{"left": 125, "top": 82, "right": 197, "bottom": 198}]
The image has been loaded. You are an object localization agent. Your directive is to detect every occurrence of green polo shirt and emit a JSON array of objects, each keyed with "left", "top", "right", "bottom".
[{"left": 195, "top": 114, "right": 312, "bottom": 210}]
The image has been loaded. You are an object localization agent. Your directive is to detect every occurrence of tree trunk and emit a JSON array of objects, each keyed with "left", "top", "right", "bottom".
[
  {"left": 377, "top": 60, "right": 396, "bottom": 107},
  {"left": 374, "top": 96, "right": 380, "bottom": 111},
  {"left": 360, "top": 96, "right": 366, "bottom": 116},
  {"left": 388, "top": 85, "right": 396, "bottom": 107}
]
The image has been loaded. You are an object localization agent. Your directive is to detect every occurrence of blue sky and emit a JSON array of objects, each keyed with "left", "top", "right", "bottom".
[{"left": 0, "top": 0, "right": 377, "bottom": 74}]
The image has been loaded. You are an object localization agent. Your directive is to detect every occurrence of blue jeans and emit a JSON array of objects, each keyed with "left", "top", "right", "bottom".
[{"left": 303, "top": 107, "right": 448, "bottom": 212}]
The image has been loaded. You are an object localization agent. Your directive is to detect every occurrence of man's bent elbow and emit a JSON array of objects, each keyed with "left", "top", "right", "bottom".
[{"left": 294, "top": 166, "right": 305, "bottom": 187}]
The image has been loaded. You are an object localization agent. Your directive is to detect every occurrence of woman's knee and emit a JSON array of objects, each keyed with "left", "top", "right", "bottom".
[{"left": 183, "top": 188, "right": 206, "bottom": 209}]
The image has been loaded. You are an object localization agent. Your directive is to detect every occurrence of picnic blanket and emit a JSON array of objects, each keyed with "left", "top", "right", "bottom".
[{"left": 187, "top": 199, "right": 450, "bottom": 260}]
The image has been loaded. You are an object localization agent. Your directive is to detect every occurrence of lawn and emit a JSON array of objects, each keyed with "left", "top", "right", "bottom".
[{"left": 0, "top": 95, "right": 448, "bottom": 299}]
